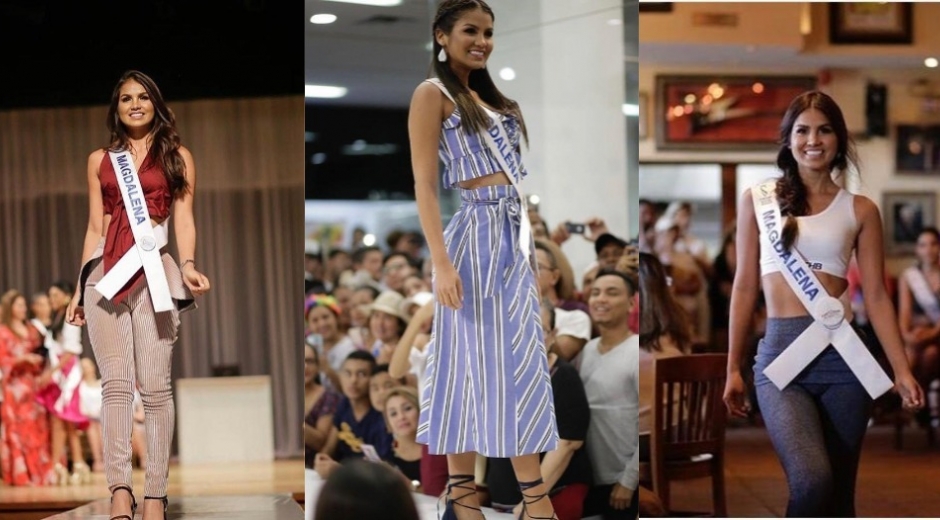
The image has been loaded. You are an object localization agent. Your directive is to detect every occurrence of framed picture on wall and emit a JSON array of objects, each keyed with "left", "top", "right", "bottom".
[
  {"left": 883, "top": 191, "right": 936, "bottom": 255},
  {"left": 654, "top": 74, "right": 816, "bottom": 151},
  {"left": 829, "top": 3, "right": 913, "bottom": 44},
  {"left": 896, "top": 124, "right": 940, "bottom": 174},
  {"left": 639, "top": 92, "right": 648, "bottom": 140}
]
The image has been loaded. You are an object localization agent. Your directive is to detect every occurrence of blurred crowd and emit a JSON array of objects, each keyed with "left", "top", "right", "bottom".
[
  {"left": 304, "top": 206, "right": 644, "bottom": 519},
  {"left": 0, "top": 283, "right": 147, "bottom": 488}
]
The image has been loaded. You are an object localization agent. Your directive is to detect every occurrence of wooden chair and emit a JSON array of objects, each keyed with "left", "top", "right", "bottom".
[{"left": 639, "top": 353, "right": 728, "bottom": 517}]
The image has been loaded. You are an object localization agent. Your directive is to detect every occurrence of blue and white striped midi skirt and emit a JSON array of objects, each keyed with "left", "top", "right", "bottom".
[{"left": 416, "top": 185, "right": 559, "bottom": 458}]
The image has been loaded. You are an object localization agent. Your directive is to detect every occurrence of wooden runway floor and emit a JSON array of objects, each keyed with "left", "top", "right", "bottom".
[
  {"left": 0, "top": 459, "right": 304, "bottom": 520},
  {"left": 666, "top": 423, "right": 940, "bottom": 517}
]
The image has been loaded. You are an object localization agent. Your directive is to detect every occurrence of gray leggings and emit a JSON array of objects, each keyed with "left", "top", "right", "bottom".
[{"left": 756, "top": 381, "right": 871, "bottom": 517}]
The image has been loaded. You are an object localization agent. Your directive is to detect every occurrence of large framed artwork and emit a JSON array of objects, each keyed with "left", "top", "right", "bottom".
[
  {"left": 883, "top": 191, "right": 936, "bottom": 255},
  {"left": 654, "top": 75, "right": 817, "bottom": 151},
  {"left": 830, "top": 3, "right": 913, "bottom": 45},
  {"left": 895, "top": 124, "right": 940, "bottom": 175}
]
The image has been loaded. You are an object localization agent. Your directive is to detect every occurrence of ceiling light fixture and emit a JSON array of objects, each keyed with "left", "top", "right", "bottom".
[
  {"left": 305, "top": 85, "right": 348, "bottom": 98},
  {"left": 926, "top": 57, "right": 939, "bottom": 68},
  {"left": 310, "top": 14, "right": 337, "bottom": 24},
  {"left": 322, "top": 0, "right": 403, "bottom": 6},
  {"left": 499, "top": 67, "right": 516, "bottom": 81},
  {"left": 623, "top": 104, "right": 639, "bottom": 117}
]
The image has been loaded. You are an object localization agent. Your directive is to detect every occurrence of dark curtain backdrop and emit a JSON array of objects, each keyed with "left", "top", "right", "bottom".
[{"left": 0, "top": 95, "right": 305, "bottom": 458}]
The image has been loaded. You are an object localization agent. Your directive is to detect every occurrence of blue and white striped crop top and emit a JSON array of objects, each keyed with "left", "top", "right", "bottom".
[
  {"left": 425, "top": 79, "right": 528, "bottom": 188},
  {"left": 759, "top": 187, "right": 858, "bottom": 279}
]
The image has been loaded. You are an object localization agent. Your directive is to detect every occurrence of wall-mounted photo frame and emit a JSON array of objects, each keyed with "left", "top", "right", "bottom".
[
  {"left": 654, "top": 75, "right": 816, "bottom": 151},
  {"left": 883, "top": 191, "right": 936, "bottom": 255},
  {"left": 639, "top": 3, "right": 673, "bottom": 13},
  {"left": 895, "top": 124, "right": 940, "bottom": 174},
  {"left": 829, "top": 3, "right": 913, "bottom": 45},
  {"left": 639, "top": 92, "right": 648, "bottom": 140}
]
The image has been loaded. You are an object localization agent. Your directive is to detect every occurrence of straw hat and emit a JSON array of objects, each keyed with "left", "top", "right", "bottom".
[{"left": 368, "top": 291, "right": 408, "bottom": 322}]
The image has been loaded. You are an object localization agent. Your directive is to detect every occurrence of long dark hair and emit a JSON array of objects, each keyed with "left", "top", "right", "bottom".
[
  {"left": 775, "top": 91, "right": 858, "bottom": 251},
  {"left": 639, "top": 252, "right": 692, "bottom": 353},
  {"left": 431, "top": 0, "right": 528, "bottom": 145},
  {"left": 106, "top": 70, "right": 189, "bottom": 198},
  {"left": 49, "top": 280, "right": 74, "bottom": 338}
]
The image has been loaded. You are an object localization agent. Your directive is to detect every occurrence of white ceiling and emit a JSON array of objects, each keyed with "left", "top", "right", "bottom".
[
  {"left": 305, "top": 0, "right": 436, "bottom": 108},
  {"left": 306, "top": 0, "right": 637, "bottom": 108}
]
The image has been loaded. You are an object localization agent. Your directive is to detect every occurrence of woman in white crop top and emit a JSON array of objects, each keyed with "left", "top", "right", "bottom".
[{"left": 724, "top": 91, "right": 922, "bottom": 517}]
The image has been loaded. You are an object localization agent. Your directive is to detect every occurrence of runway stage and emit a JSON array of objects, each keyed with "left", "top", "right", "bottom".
[{"left": 0, "top": 459, "right": 304, "bottom": 520}]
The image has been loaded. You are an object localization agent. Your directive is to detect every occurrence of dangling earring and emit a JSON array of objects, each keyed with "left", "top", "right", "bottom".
[{"left": 438, "top": 48, "right": 447, "bottom": 62}]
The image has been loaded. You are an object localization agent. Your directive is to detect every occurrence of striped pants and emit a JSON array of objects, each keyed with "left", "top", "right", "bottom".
[{"left": 85, "top": 256, "right": 180, "bottom": 497}]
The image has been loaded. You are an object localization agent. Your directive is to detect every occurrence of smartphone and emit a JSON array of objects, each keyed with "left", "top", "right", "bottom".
[
  {"left": 360, "top": 444, "right": 382, "bottom": 462},
  {"left": 565, "top": 222, "right": 586, "bottom": 234}
]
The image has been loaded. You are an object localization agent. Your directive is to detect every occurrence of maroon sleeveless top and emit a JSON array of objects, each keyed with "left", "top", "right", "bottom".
[{"left": 99, "top": 152, "right": 173, "bottom": 304}]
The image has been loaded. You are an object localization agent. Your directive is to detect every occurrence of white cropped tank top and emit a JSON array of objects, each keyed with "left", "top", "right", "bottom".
[{"left": 759, "top": 188, "right": 858, "bottom": 279}]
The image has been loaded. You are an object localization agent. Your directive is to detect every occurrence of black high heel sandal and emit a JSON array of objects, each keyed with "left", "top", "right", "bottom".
[
  {"left": 144, "top": 496, "right": 168, "bottom": 520},
  {"left": 516, "top": 478, "right": 558, "bottom": 520},
  {"left": 439, "top": 474, "right": 483, "bottom": 520},
  {"left": 109, "top": 485, "right": 137, "bottom": 520}
]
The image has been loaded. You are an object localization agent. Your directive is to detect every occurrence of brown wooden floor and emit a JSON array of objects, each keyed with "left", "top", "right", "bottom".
[
  {"left": 0, "top": 459, "right": 304, "bottom": 520},
  {"left": 667, "top": 423, "right": 940, "bottom": 517}
]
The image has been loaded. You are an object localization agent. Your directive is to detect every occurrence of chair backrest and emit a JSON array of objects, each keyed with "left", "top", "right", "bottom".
[{"left": 652, "top": 353, "right": 727, "bottom": 460}]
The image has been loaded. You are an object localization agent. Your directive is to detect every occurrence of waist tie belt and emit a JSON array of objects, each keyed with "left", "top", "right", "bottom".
[{"left": 462, "top": 194, "right": 523, "bottom": 298}]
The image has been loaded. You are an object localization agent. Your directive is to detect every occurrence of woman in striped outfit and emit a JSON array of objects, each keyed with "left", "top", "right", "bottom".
[
  {"left": 409, "top": 1, "right": 559, "bottom": 519},
  {"left": 66, "top": 70, "right": 211, "bottom": 520}
]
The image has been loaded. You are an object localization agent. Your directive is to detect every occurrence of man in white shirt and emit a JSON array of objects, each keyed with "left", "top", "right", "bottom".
[{"left": 580, "top": 268, "right": 638, "bottom": 519}]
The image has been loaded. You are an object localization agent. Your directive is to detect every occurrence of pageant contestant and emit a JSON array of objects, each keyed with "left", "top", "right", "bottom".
[
  {"left": 724, "top": 91, "right": 923, "bottom": 517},
  {"left": 67, "top": 70, "right": 210, "bottom": 520},
  {"left": 408, "top": 1, "right": 559, "bottom": 519}
]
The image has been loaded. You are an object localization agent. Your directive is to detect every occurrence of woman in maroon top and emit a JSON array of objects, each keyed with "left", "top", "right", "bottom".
[{"left": 67, "top": 70, "right": 210, "bottom": 520}]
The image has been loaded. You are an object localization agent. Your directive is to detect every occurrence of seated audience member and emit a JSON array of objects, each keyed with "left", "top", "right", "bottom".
[
  {"left": 367, "top": 291, "right": 408, "bottom": 365},
  {"left": 314, "top": 459, "right": 420, "bottom": 520},
  {"left": 383, "top": 386, "right": 424, "bottom": 487},
  {"left": 389, "top": 299, "right": 449, "bottom": 497},
  {"left": 326, "top": 248, "right": 352, "bottom": 290},
  {"left": 486, "top": 300, "right": 593, "bottom": 520},
  {"left": 638, "top": 253, "right": 689, "bottom": 461},
  {"left": 370, "top": 364, "right": 403, "bottom": 413},
  {"left": 305, "top": 344, "right": 342, "bottom": 466},
  {"left": 581, "top": 269, "right": 639, "bottom": 520},
  {"left": 306, "top": 294, "right": 357, "bottom": 391},
  {"left": 402, "top": 274, "right": 432, "bottom": 298},
  {"left": 382, "top": 252, "right": 414, "bottom": 295},
  {"left": 348, "top": 285, "right": 380, "bottom": 348},
  {"left": 320, "top": 351, "right": 393, "bottom": 464},
  {"left": 350, "top": 245, "right": 385, "bottom": 290}
]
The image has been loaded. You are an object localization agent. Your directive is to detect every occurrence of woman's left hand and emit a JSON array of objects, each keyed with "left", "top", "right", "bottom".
[
  {"left": 182, "top": 266, "right": 211, "bottom": 296},
  {"left": 896, "top": 372, "right": 924, "bottom": 411}
]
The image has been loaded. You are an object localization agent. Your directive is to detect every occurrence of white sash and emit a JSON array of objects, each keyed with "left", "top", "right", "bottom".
[
  {"left": 753, "top": 180, "right": 893, "bottom": 398},
  {"left": 96, "top": 151, "right": 174, "bottom": 313},
  {"left": 425, "top": 78, "right": 532, "bottom": 260},
  {"left": 904, "top": 266, "right": 940, "bottom": 323}
]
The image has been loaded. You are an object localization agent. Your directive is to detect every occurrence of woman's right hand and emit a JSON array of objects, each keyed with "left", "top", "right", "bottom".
[
  {"left": 435, "top": 262, "right": 463, "bottom": 310},
  {"left": 66, "top": 294, "right": 85, "bottom": 327},
  {"left": 723, "top": 370, "right": 750, "bottom": 418}
]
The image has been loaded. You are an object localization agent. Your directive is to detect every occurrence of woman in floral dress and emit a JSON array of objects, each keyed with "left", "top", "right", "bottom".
[{"left": 0, "top": 289, "right": 53, "bottom": 486}]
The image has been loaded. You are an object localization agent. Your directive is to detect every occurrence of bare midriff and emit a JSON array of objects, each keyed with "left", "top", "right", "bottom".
[
  {"left": 456, "top": 172, "right": 512, "bottom": 190},
  {"left": 761, "top": 271, "right": 849, "bottom": 318},
  {"left": 101, "top": 214, "right": 166, "bottom": 239}
]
